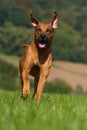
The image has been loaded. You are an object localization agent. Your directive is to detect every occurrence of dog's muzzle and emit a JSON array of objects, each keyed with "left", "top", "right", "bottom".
[{"left": 37, "top": 34, "right": 49, "bottom": 49}]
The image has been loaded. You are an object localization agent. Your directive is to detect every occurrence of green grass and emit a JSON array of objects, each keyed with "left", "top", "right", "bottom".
[{"left": 0, "top": 90, "right": 87, "bottom": 130}]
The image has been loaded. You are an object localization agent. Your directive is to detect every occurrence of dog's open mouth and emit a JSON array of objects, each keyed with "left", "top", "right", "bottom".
[
  {"left": 38, "top": 35, "right": 49, "bottom": 49},
  {"left": 39, "top": 43, "right": 46, "bottom": 48}
]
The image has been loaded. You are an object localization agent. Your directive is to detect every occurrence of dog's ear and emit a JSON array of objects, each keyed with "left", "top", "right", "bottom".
[
  {"left": 31, "top": 11, "right": 39, "bottom": 27},
  {"left": 50, "top": 11, "right": 58, "bottom": 29}
]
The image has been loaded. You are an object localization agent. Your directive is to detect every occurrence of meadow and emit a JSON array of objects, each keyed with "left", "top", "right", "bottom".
[
  {"left": 0, "top": 90, "right": 87, "bottom": 130},
  {"left": 0, "top": 54, "right": 87, "bottom": 130}
]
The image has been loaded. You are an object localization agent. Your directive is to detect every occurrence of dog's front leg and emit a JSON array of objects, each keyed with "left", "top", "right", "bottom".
[
  {"left": 21, "top": 68, "right": 30, "bottom": 98},
  {"left": 34, "top": 68, "right": 50, "bottom": 102}
]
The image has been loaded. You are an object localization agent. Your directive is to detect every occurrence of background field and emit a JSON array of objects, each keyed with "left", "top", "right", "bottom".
[
  {"left": 49, "top": 61, "right": 87, "bottom": 92},
  {"left": 1, "top": 53, "right": 87, "bottom": 93}
]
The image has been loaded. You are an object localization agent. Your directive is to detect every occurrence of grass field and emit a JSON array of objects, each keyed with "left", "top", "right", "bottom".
[
  {"left": 1, "top": 53, "right": 87, "bottom": 130},
  {"left": 0, "top": 90, "right": 87, "bottom": 130}
]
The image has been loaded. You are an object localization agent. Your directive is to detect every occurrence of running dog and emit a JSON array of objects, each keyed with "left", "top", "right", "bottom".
[{"left": 19, "top": 11, "right": 58, "bottom": 102}]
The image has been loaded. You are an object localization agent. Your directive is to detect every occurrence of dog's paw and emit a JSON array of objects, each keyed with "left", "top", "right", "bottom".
[
  {"left": 22, "top": 88, "right": 30, "bottom": 99},
  {"left": 21, "top": 94, "right": 28, "bottom": 99}
]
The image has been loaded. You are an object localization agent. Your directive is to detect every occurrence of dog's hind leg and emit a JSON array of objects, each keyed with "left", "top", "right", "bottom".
[{"left": 33, "top": 76, "right": 39, "bottom": 98}]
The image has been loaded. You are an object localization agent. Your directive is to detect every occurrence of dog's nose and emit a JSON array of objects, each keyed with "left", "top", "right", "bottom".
[{"left": 40, "top": 34, "right": 46, "bottom": 39}]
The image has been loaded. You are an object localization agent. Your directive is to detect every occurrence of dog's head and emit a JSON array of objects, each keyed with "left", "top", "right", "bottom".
[{"left": 31, "top": 11, "right": 58, "bottom": 49}]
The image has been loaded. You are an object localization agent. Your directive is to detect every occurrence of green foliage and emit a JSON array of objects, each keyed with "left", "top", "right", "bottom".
[
  {"left": 0, "top": 6, "right": 8, "bottom": 25},
  {"left": 0, "top": 0, "right": 87, "bottom": 32},
  {"left": 0, "top": 59, "right": 20, "bottom": 90},
  {"left": 52, "top": 22, "right": 87, "bottom": 63},
  {"left": 0, "top": 5, "right": 29, "bottom": 27},
  {"left": 0, "top": 22, "right": 33, "bottom": 56},
  {"left": 53, "top": 22, "right": 81, "bottom": 61},
  {"left": 82, "top": 22, "right": 87, "bottom": 37},
  {"left": 72, "top": 38, "right": 87, "bottom": 63},
  {"left": 45, "top": 80, "right": 72, "bottom": 94},
  {"left": 0, "top": 91, "right": 87, "bottom": 130},
  {"left": 76, "top": 85, "right": 83, "bottom": 94}
]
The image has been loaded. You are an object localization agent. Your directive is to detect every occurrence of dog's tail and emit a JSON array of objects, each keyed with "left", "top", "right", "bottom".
[{"left": 19, "top": 43, "right": 30, "bottom": 47}]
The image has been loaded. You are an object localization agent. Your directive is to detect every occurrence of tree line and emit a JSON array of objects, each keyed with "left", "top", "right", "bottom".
[{"left": 0, "top": 0, "right": 87, "bottom": 63}]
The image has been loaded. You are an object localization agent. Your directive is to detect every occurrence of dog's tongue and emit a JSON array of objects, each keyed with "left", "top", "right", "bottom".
[{"left": 39, "top": 43, "right": 46, "bottom": 48}]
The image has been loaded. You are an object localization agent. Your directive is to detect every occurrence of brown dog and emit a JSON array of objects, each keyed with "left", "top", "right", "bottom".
[{"left": 19, "top": 11, "right": 58, "bottom": 102}]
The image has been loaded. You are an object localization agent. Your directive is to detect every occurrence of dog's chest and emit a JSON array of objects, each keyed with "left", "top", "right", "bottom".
[
  {"left": 33, "top": 57, "right": 38, "bottom": 65},
  {"left": 33, "top": 56, "right": 44, "bottom": 65}
]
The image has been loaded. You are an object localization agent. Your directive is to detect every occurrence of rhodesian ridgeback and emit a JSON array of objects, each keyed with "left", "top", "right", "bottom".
[{"left": 19, "top": 11, "right": 58, "bottom": 102}]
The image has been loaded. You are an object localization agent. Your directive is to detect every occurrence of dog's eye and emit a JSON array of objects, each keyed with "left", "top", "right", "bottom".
[
  {"left": 36, "top": 28, "right": 41, "bottom": 32},
  {"left": 46, "top": 29, "right": 51, "bottom": 33}
]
